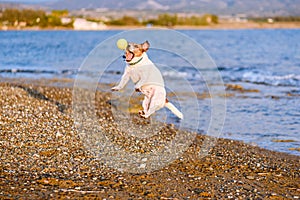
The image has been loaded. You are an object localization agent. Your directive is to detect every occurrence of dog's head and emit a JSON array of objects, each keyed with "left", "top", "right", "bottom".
[{"left": 123, "top": 41, "right": 150, "bottom": 62}]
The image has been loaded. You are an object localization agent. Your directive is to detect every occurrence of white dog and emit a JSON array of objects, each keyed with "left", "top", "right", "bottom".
[{"left": 112, "top": 40, "right": 183, "bottom": 119}]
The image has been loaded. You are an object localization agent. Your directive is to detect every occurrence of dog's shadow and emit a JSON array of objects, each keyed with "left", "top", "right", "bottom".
[
  {"left": 15, "top": 85, "right": 68, "bottom": 113},
  {"left": 107, "top": 99, "right": 166, "bottom": 139}
]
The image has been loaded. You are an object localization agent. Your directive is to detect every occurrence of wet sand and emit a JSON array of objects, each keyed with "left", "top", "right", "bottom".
[{"left": 0, "top": 81, "right": 299, "bottom": 199}]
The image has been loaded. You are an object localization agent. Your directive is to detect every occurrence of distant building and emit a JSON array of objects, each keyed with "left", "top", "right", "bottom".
[
  {"left": 61, "top": 17, "right": 72, "bottom": 25},
  {"left": 220, "top": 14, "right": 248, "bottom": 23},
  {"left": 1, "top": 25, "right": 8, "bottom": 31},
  {"left": 205, "top": 15, "right": 212, "bottom": 23},
  {"left": 267, "top": 18, "right": 274, "bottom": 23},
  {"left": 235, "top": 14, "right": 248, "bottom": 23},
  {"left": 73, "top": 18, "right": 107, "bottom": 30},
  {"left": 12, "top": 20, "right": 27, "bottom": 29},
  {"left": 18, "top": 21, "right": 27, "bottom": 27}
]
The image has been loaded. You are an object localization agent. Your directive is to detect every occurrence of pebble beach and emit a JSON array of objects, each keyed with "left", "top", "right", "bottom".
[{"left": 0, "top": 80, "right": 299, "bottom": 199}]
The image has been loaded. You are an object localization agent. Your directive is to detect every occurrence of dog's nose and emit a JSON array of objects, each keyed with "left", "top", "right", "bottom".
[{"left": 122, "top": 55, "right": 126, "bottom": 59}]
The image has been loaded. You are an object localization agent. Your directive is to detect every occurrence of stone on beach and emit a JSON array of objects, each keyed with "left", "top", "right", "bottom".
[{"left": 0, "top": 82, "right": 299, "bottom": 199}]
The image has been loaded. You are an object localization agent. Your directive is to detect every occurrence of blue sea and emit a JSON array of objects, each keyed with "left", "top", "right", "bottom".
[{"left": 0, "top": 29, "right": 299, "bottom": 156}]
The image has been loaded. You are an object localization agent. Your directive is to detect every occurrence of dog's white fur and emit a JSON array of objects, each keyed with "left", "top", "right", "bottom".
[{"left": 112, "top": 51, "right": 183, "bottom": 119}]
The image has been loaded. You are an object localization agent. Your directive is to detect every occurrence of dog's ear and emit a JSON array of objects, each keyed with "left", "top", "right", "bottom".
[{"left": 141, "top": 41, "right": 150, "bottom": 52}]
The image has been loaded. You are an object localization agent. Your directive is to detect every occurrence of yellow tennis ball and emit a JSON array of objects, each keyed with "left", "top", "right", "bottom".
[{"left": 116, "top": 38, "right": 128, "bottom": 50}]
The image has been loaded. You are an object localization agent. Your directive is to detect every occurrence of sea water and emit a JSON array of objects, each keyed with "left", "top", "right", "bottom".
[{"left": 0, "top": 29, "right": 299, "bottom": 156}]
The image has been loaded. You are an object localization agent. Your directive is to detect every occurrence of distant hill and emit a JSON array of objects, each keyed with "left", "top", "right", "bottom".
[
  {"left": 0, "top": 2, "right": 45, "bottom": 10},
  {"left": 1, "top": 0, "right": 300, "bottom": 16},
  {"left": 43, "top": 0, "right": 300, "bottom": 16}
]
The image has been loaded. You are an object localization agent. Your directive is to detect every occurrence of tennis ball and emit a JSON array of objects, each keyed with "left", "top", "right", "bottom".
[{"left": 116, "top": 38, "right": 128, "bottom": 50}]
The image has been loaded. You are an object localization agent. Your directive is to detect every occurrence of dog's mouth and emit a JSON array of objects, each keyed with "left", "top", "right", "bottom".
[{"left": 124, "top": 51, "right": 134, "bottom": 62}]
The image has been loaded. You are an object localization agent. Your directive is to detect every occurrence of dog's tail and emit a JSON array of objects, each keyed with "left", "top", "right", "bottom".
[{"left": 165, "top": 99, "right": 183, "bottom": 119}]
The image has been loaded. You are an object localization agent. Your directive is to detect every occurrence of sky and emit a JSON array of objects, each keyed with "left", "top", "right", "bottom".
[{"left": 0, "top": 0, "right": 55, "bottom": 3}]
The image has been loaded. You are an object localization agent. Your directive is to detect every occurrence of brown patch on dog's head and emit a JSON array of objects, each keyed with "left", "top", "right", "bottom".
[{"left": 125, "top": 41, "right": 150, "bottom": 62}]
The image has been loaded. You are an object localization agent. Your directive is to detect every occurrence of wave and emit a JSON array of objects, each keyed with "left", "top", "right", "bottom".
[
  {"left": 0, "top": 68, "right": 77, "bottom": 76},
  {"left": 242, "top": 72, "right": 300, "bottom": 87},
  {"left": 3, "top": 67, "right": 300, "bottom": 88}
]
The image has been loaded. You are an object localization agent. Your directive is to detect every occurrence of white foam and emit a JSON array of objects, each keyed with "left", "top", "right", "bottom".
[{"left": 242, "top": 72, "right": 300, "bottom": 86}]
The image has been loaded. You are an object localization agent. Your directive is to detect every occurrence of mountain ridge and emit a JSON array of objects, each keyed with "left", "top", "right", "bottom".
[
  {"left": 43, "top": 0, "right": 300, "bottom": 16},
  {"left": 1, "top": 0, "right": 300, "bottom": 16}
]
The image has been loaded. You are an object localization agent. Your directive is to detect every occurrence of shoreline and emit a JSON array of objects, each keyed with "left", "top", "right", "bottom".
[
  {"left": 0, "top": 80, "right": 299, "bottom": 199},
  {"left": 1, "top": 76, "right": 300, "bottom": 156},
  {"left": 1, "top": 21, "right": 300, "bottom": 31}
]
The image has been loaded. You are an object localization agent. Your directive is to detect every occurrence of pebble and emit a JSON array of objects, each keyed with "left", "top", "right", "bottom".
[
  {"left": 56, "top": 131, "right": 63, "bottom": 137},
  {"left": 0, "top": 82, "right": 299, "bottom": 199},
  {"left": 246, "top": 176, "right": 255, "bottom": 180},
  {"left": 139, "top": 163, "right": 146, "bottom": 169},
  {"left": 141, "top": 157, "right": 147, "bottom": 162}
]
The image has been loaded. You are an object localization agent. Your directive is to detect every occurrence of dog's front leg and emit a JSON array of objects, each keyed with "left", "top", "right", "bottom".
[
  {"left": 111, "top": 70, "right": 130, "bottom": 91},
  {"left": 134, "top": 70, "right": 147, "bottom": 92}
]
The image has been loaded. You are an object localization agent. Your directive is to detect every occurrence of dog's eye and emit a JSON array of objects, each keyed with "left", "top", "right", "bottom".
[{"left": 128, "top": 46, "right": 135, "bottom": 52}]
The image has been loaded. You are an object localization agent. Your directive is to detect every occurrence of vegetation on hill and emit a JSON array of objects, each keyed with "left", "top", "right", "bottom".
[
  {"left": 106, "top": 13, "right": 218, "bottom": 26},
  {"left": 0, "top": 9, "right": 72, "bottom": 28},
  {"left": 106, "top": 15, "right": 141, "bottom": 26},
  {"left": 0, "top": 8, "right": 218, "bottom": 28},
  {"left": 0, "top": 8, "right": 299, "bottom": 29},
  {"left": 148, "top": 13, "right": 218, "bottom": 26},
  {"left": 250, "top": 16, "right": 300, "bottom": 23}
]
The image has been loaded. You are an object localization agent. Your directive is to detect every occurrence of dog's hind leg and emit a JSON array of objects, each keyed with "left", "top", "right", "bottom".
[
  {"left": 143, "top": 103, "right": 162, "bottom": 118},
  {"left": 143, "top": 88, "right": 166, "bottom": 118},
  {"left": 142, "top": 96, "right": 150, "bottom": 112},
  {"left": 140, "top": 86, "right": 154, "bottom": 117},
  {"left": 139, "top": 96, "right": 150, "bottom": 117}
]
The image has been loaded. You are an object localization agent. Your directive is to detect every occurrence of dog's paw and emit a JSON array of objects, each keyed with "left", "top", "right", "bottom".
[
  {"left": 138, "top": 110, "right": 144, "bottom": 115},
  {"left": 111, "top": 86, "right": 120, "bottom": 91},
  {"left": 139, "top": 110, "right": 146, "bottom": 118}
]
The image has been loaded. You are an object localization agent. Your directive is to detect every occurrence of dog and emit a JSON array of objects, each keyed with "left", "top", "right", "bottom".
[{"left": 111, "top": 40, "right": 183, "bottom": 119}]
